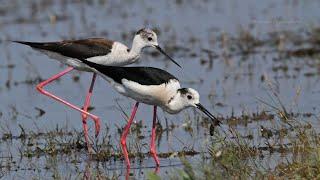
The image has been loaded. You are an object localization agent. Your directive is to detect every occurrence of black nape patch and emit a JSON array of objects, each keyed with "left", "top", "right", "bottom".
[
  {"left": 178, "top": 88, "right": 189, "bottom": 95},
  {"left": 136, "top": 29, "right": 145, "bottom": 35}
]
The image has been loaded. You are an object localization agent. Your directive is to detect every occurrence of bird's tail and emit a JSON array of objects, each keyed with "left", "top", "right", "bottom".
[{"left": 11, "top": 41, "right": 45, "bottom": 48}]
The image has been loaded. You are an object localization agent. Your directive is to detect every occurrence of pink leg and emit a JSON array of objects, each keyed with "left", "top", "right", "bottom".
[
  {"left": 81, "top": 73, "right": 98, "bottom": 150},
  {"left": 120, "top": 102, "right": 139, "bottom": 168},
  {"left": 125, "top": 166, "right": 130, "bottom": 180},
  {"left": 154, "top": 166, "right": 160, "bottom": 174},
  {"left": 36, "top": 67, "right": 101, "bottom": 151},
  {"left": 150, "top": 106, "right": 160, "bottom": 166}
]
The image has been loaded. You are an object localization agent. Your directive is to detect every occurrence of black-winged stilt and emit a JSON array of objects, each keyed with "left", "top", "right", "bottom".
[
  {"left": 13, "top": 28, "right": 181, "bottom": 152},
  {"left": 78, "top": 58, "right": 221, "bottom": 168}
]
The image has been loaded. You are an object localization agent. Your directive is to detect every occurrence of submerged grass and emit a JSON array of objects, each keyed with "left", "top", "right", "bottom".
[{"left": 146, "top": 120, "right": 320, "bottom": 179}]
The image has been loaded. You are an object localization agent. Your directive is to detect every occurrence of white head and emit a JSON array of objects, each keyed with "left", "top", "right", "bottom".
[
  {"left": 167, "top": 88, "right": 220, "bottom": 126},
  {"left": 132, "top": 28, "right": 181, "bottom": 68},
  {"left": 133, "top": 28, "right": 159, "bottom": 48},
  {"left": 174, "top": 88, "right": 201, "bottom": 109}
]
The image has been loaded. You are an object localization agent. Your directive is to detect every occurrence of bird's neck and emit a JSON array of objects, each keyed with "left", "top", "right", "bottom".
[
  {"left": 166, "top": 93, "right": 185, "bottom": 114},
  {"left": 129, "top": 37, "right": 145, "bottom": 57}
]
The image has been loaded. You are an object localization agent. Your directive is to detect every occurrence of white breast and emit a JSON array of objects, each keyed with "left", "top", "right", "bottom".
[
  {"left": 86, "top": 42, "right": 139, "bottom": 66},
  {"left": 120, "top": 79, "right": 181, "bottom": 106}
]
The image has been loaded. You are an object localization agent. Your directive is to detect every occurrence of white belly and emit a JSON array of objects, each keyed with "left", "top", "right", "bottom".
[
  {"left": 120, "top": 79, "right": 180, "bottom": 107},
  {"left": 37, "top": 49, "right": 94, "bottom": 71},
  {"left": 86, "top": 42, "right": 139, "bottom": 66}
]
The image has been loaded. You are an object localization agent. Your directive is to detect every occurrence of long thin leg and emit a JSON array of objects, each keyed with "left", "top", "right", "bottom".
[
  {"left": 81, "top": 73, "right": 98, "bottom": 150},
  {"left": 150, "top": 106, "right": 160, "bottom": 166},
  {"left": 125, "top": 166, "right": 130, "bottom": 180},
  {"left": 120, "top": 102, "right": 139, "bottom": 168},
  {"left": 36, "top": 67, "right": 101, "bottom": 145}
]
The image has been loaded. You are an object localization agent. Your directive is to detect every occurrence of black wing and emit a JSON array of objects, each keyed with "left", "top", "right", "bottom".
[
  {"left": 13, "top": 38, "right": 113, "bottom": 59},
  {"left": 82, "top": 59, "right": 178, "bottom": 85}
]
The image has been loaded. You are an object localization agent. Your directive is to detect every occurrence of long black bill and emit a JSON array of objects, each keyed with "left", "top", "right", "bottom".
[
  {"left": 196, "top": 103, "right": 221, "bottom": 126},
  {"left": 155, "top": 45, "right": 181, "bottom": 68}
]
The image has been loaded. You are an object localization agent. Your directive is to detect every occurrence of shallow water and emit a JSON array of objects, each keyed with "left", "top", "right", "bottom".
[{"left": 1, "top": 0, "right": 320, "bottom": 179}]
